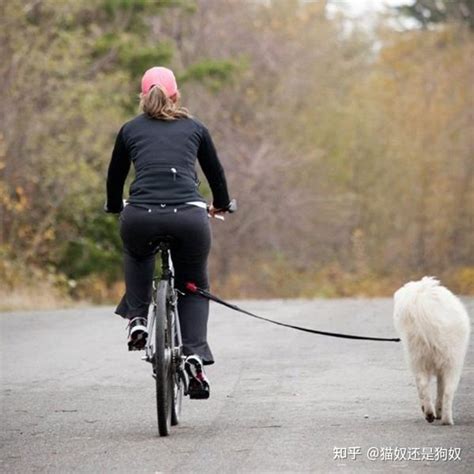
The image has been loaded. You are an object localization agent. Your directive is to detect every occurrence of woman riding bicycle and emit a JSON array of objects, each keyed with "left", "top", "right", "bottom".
[{"left": 105, "top": 66, "right": 232, "bottom": 399}]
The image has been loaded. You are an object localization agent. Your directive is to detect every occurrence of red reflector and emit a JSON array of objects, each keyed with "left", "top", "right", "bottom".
[{"left": 186, "top": 282, "right": 198, "bottom": 293}]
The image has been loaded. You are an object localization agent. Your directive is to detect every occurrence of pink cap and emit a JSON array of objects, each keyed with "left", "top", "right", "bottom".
[{"left": 141, "top": 67, "right": 178, "bottom": 97}]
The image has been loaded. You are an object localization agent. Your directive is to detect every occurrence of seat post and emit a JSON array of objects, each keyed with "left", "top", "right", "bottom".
[{"left": 159, "top": 242, "right": 171, "bottom": 280}]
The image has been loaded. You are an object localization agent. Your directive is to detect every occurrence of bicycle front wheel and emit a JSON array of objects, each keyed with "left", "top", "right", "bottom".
[{"left": 154, "top": 280, "right": 173, "bottom": 437}]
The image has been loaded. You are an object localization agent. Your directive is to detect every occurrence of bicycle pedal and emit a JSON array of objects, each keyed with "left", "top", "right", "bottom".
[
  {"left": 128, "top": 333, "right": 147, "bottom": 351},
  {"left": 128, "top": 344, "right": 144, "bottom": 351},
  {"left": 188, "top": 379, "right": 210, "bottom": 400}
]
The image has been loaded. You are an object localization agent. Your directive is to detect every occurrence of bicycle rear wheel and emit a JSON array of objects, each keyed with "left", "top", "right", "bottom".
[{"left": 154, "top": 280, "right": 173, "bottom": 437}]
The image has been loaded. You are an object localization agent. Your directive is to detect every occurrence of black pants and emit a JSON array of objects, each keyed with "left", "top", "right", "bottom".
[{"left": 115, "top": 203, "right": 214, "bottom": 364}]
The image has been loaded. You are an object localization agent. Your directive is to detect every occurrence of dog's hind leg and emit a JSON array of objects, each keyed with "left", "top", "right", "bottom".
[
  {"left": 441, "top": 368, "right": 461, "bottom": 426},
  {"left": 435, "top": 372, "right": 444, "bottom": 420},
  {"left": 415, "top": 372, "right": 435, "bottom": 423}
]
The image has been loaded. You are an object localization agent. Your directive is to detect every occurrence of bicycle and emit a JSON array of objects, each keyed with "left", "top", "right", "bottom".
[{"left": 141, "top": 199, "right": 237, "bottom": 437}]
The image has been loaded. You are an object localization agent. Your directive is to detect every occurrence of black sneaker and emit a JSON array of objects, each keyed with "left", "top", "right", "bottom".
[
  {"left": 127, "top": 317, "right": 148, "bottom": 351},
  {"left": 185, "top": 355, "right": 210, "bottom": 399}
]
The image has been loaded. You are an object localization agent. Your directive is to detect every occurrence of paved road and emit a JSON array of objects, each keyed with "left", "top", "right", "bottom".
[{"left": 1, "top": 298, "right": 473, "bottom": 473}]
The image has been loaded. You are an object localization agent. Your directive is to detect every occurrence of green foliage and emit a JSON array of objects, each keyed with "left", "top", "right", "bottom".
[
  {"left": 102, "top": 0, "right": 152, "bottom": 16},
  {"left": 396, "top": 0, "right": 474, "bottom": 30},
  {"left": 102, "top": 0, "right": 196, "bottom": 17},
  {"left": 119, "top": 41, "right": 174, "bottom": 78},
  {"left": 179, "top": 58, "right": 245, "bottom": 92},
  {"left": 58, "top": 209, "right": 123, "bottom": 282}
]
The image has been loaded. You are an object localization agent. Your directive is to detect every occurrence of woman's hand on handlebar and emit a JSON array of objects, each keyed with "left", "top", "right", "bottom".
[
  {"left": 208, "top": 204, "right": 224, "bottom": 217},
  {"left": 208, "top": 199, "right": 237, "bottom": 219},
  {"left": 103, "top": 199, "right": 128, "bottom": 214}
]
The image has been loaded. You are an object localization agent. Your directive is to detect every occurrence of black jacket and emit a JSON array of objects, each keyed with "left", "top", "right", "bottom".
[{"left": 106, "top": 114, "right": 230, "bottom": 212}]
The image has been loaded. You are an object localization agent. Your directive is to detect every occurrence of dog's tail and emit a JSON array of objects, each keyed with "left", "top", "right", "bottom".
[
  {"left": 414, "top": 288, "right": 442, "bottom": 348},
  {"left": 418, "top": 276, "right": 440, "bottom": 289},
  {"left": 395, "top": 276, "right": 442, "bottom": 348}
]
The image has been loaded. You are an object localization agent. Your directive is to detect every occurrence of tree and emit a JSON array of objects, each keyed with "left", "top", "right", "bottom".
[{"left": 396, "top": 0, "right": 474, "bottom": 30}]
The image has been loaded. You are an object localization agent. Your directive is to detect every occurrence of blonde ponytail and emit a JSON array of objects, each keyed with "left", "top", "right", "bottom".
[{"left": 139, "top": 85, "right": 190, "bottom": 120}]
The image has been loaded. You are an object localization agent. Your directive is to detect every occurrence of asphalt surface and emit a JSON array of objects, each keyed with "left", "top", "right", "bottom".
[{"left": 1, "top": 298, "right": 473, "bottom": 473}]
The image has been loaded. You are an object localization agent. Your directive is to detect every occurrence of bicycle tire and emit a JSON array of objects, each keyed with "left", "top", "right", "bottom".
[
  {"left": 154, "top": 280, "right": 173, "bottom": 437},
  {"left": 171, "top": 311, "right": 184, "bottom": 426}
]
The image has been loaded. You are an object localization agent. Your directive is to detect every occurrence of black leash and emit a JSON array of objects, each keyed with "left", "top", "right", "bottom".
[{"left": 185, "top": 283, "right": 400, "bottom": 342}]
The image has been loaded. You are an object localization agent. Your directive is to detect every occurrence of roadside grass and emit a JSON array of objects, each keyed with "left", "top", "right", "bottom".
[
  {"left": 1, "top": 263, "right": 472, "bottom": 312},
  {"left": 0, "top": 286, "right": 73, "bottom": 312}
]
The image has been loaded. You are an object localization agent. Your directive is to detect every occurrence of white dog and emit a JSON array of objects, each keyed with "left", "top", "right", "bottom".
[{"left": 393, "top": 276, "right": 470, "bottom": 425}]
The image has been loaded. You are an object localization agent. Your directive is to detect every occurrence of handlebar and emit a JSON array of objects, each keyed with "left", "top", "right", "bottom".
[{"left": 105, "top": 198, "right": 237, "bottom": 217}]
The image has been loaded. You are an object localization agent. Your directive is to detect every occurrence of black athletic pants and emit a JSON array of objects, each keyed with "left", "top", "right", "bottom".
[{"left": 115, "top": 203, "right": 214, "bottom": 364}]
